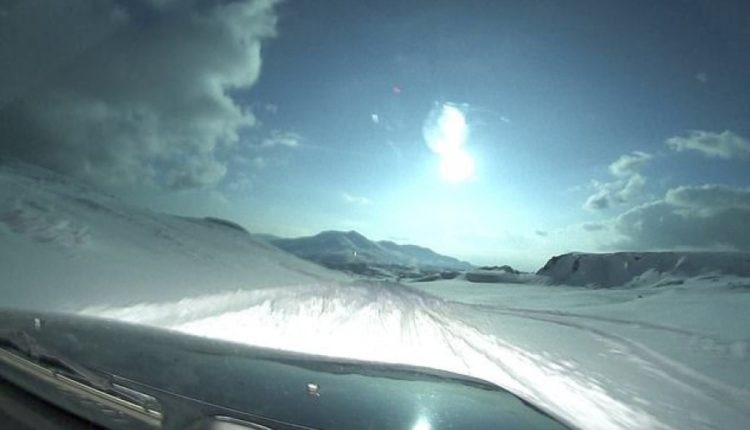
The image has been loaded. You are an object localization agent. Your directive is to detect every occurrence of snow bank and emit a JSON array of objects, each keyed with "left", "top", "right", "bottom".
[
  {"left": 537, "top": 252, "right": 750, "bottom": 287},
  {"left": 0, "top": 161, "right": 347, "bottom": 310}
]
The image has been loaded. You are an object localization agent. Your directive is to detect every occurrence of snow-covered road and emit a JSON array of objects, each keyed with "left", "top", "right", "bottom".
[{"left": 85, "top": 279, "right": 750, "bottom": 430}]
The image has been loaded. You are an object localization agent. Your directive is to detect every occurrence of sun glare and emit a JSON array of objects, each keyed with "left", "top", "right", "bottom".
[
  {"left": 412, "top": 416, "right": 432, "bottom": 430},
  {"left": 439, "top": 149, "right": 474, "bottom": 182},
  {"left": 423, "top": 103, "right": 475, "bottom": 183}
]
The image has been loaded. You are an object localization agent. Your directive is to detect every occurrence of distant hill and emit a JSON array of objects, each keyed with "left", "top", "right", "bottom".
[
  {"left": 537, "top": 251, "right": 750, "bottom": 287},
  {"left": 266, "top": 230, "right": 472, "bottom": 278}
]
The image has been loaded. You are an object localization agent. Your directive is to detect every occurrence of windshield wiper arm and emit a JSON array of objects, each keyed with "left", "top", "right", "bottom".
[
  {"left": 0, "top": 329, "right": 109, "bottom": 386},
  {"left": 0, "top": 328, "right": 162, "bottom": 417}
]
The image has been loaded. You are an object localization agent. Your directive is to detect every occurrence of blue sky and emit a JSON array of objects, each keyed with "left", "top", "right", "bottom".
[{"left": 2, "top": 0, "right": 749, "bottom": 269}]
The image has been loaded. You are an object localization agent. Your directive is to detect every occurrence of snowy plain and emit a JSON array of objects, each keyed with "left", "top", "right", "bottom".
[{"left": 2, "top": 162, "right": 750, "bottom": 429}]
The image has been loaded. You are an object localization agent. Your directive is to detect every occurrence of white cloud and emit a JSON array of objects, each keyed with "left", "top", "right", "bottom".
[
  {"left": 695, "top": 72, "right": 709, "bottom": 84},
  {"left": 261, "top": 130, "right": 302, "bottom": 148},
  {"left": 611, "top": 184, "right": 750, "bottom": 251},
  {"left": 0, "top": 0, "right": 278, "bottom": 190},
  {"left": 617, "top": 173, "right": 647, "bottom": 202},
  {"left": 665, "top": 184, "right": 750, "bottom": 212},
  {"left": 165, "top": 156, "right": 228, "bottom": 190},
  {"left": 666, "top": 130, "right": 750, "bottom": 159},
  {"left": 583, "top": 190, "right": 612, "bottom": 211},
  {"left": 583, "top": 152, "right": 652, "bottom": 211},
  {"left": 342, "top": 192, "right": 372, "bottom": 206},
  {"left": 609, "top": 151, "right": 653, "bottom": 177}
]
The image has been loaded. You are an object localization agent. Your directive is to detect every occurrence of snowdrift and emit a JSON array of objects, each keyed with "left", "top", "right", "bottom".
[{"left": 537, "top": 251, "right": 750, "bottom": 287}]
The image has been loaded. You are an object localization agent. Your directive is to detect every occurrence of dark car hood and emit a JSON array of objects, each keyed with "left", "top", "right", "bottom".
[{"left": 0, "top": 308, "right": 570, "bottom": 430}]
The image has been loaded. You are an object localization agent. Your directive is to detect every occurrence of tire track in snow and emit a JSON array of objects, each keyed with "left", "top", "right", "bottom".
[
  {"left": 87, "top": 284, "right": 669, "bottom": 430},
  {"left": 454, "top": 302, "right": 750, "bottom": 423}
]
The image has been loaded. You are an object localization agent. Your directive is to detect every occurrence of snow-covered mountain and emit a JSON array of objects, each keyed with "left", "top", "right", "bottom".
[
  {"left": 537, "top": 251, "right": 750, "bottom": 287},
  {"left": 0, "top": 161, "right": 348, "bottom": 311},
  {"left": 266, "top": 230, "right": 473, "bottom": 277}
]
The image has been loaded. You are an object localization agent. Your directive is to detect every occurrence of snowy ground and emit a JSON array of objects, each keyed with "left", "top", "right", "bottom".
[
  {"left": 3, "top": 162, "right": 750, "bottom": 429},
  {"left": 85, "top": 278, "right": 750, "bottom": 430},
  {"left": 0, "top": 162, "right": 348, "bottom": 311},
  {"left": 413, "top": 278, "right": 750, "bottom": 429}
]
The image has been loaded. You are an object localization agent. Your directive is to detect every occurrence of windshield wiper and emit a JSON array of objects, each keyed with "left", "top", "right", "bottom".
[
  {"left": 0, "top": 328, "right": 163, "bottom": 426},
  {"left": 0, "top": 329, "right": 110, "bottom": 387}
]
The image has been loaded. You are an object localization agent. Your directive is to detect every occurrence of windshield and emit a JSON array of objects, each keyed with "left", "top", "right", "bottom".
[{"left": 1, "top": 1, "right": 749, "bottom": 429}]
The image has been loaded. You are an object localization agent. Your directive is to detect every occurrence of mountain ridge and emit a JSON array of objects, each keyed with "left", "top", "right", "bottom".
[
  {"left": 265, "top": 230, "right": 473, "bottom": 278},
  {"left": 537, "top": 251, "right": 750, "bottom": 287}
]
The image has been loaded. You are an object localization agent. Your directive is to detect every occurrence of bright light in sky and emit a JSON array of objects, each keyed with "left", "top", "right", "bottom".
[
  {"left": 423, "top": 104, "right": 467, "bottom": 154},
  {"left": 412, "top": 416, "right": 432, "bottom": 430},
  {"left": 439, "top": 149, "right": 474, "bottom": 182},
  {"left": 423, "top": 103, "right": 475, "bottom": 182}
]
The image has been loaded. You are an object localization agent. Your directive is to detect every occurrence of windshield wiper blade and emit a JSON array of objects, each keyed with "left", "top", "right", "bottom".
[
  {"left": 0, "top": 328, "right": 163, "bottom": 419},
  {"left": 0, "top": 329, "right": 109, "bottom": 386}
]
